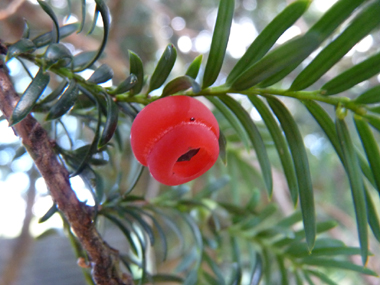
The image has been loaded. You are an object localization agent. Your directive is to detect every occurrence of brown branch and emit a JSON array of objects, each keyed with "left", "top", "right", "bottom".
[{"left": 0, "top": 48, "right": 133, "bottom": 285}]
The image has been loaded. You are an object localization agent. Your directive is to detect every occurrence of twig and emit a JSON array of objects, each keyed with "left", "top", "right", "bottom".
[{"left": 0, "top": 47, "right": 133, "bottom": 285}]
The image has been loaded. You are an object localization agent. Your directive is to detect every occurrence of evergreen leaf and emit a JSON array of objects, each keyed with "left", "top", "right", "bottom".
[
  {"left": 186, "top": 55, "right": 203, "bottom": 79},
  {"left": 10, "top": 67, "right": 50, "bottom": 126},
  {"left": 249, "top": 95, "right": 298, "bottom": 205},
  {"left": 220, "top": 95, "right": 273, "bottom": 196},
  {"left": 98, "top": 93, "right": 118, "bottom": 147},
  {"left": 6, "top": 39, "right": 36, "bottom": 61},
  {"left": 354, "top": 116, "right": 380, "bottom": 194},
  {"left": 202, "top": 0, "right": 235, "bottom": 88},
  {"left": 31, "top": 23, "right": 80, "bottom": 48},
  {"left": 128, "top": 51, "right": 144, "bottom": 95},
  {"left": 75, "top": 0, "right": 110, "bottom": 71},
  {"left": 207, "top": 96, "right": 251, "bottom": 152},
  {"left": 231, "top": 34, "right": 318, "bottom": 90},
  {"left": 322, "top": 51, "right": 380, "bottom": 95},
  {"left": 226, "top": 0, "right": 311, "bottom": 85},
  {"left": 364, "top": 186, "right": 380, "bottom": 242},
  {"left": 259, "top": 0, "right": 368, "bottom": 87},
  {"left": 162, "top": 76, "right": 200, "bottom": 96},
  {"left": 291, "top": 1, "right": 380, "bottom": 91},
  {"left": 88, "top": 64, "right": 114, "bottom": 84},
  {"left": 37, "top": 0, "right": 60, "bottom": 43},
  {"left": 148, "top": 44, "right": 177, "bottom": 93},
  {"left": 267, "top": 96, "right": 315, "bottom": 250},
  {"left": 302, "top": 258, "right": 377, "bottom": 276},
  {"left": 336, "top": 118, "right": 368, "bottom": 265},
  {"left": 355, "top": 86, "right": 380, "bottom": 104},
  {"left": 46, "top": 79, "right": 78, "bottom": 120}
]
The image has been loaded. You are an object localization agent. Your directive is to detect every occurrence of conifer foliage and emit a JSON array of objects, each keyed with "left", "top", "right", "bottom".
[{"left": 1, "top": 0, "right": 380, "bottom": 284}]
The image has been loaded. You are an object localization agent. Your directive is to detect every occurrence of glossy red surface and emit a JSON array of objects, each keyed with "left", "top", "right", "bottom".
[{"left": 130, "top": 96, "right": 219, "bottom": 185}]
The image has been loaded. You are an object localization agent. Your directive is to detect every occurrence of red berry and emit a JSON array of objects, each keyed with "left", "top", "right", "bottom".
[{"left": 130, "top": 95, "right": 219, "bottom": 186}]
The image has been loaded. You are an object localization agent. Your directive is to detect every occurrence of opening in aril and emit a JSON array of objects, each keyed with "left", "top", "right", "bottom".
[{"left": 176, "top": 148, "right": 200, "bottom": 162}]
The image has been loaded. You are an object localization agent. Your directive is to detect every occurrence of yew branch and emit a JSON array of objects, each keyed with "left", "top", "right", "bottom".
[{"left": 0, "top": 49, "right": 133, "bottom": 285}]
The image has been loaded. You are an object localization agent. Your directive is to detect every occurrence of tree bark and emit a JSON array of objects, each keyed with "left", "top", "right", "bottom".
[{"left": 0, "top": 46, "right": 133, "bottom": 285}]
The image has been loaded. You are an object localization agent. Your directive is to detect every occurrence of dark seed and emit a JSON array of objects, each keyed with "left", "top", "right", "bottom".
[{"left": 177, "top": 148, "right": 200, "bottom": 162}]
